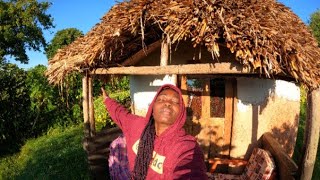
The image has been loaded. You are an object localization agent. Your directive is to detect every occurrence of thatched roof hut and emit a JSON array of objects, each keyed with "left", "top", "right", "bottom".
[
  {"left": 46, "top": 0, "right": 320, "bottom": 89},
  {"left": 46, "top": 0, "right": 320, "bottom": 179}
]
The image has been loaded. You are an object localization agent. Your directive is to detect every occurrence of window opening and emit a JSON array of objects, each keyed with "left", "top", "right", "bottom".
[
  {"left": 210, "top": 78, "right": 225, "bottom": 118},
  {"left": 186, "top": 79, "right": 203, "bottom": 119}
]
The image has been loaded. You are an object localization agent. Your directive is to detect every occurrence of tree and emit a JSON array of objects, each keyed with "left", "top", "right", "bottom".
[
  {"left": 0, "top": 0, "right": 54, "bottom": 64},
  {"left": 309, "top": 9, "right": 320, "bottom": 46},
  {"left": 26, "top": 65, "right": 59, "bottom": 135},
  {"left": 0, "top": 63, "right": 31, "bottom": 153},
  {"left": 45, "top": 28, "right": 84, "bottom": 123},
  {"left": 45, "top": 28, "right": 83, "bottom": 59}
]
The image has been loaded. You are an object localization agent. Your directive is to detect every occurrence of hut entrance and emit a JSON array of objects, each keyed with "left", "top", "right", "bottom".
[{"left": 182, "top": 76, "right": 236, "bottom": 160}]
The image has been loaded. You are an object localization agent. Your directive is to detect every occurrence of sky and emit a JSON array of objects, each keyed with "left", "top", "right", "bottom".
[{"left": 10, "top": 0, "right": 320, "bottom": 69}]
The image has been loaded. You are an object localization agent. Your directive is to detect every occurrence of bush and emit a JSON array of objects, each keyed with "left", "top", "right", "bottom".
[
  {"left": 94, "top": 90, "right": 131, "bottom": 129},
  {"left": 0, "top": 64, "right": 32, "bottom": 154}
]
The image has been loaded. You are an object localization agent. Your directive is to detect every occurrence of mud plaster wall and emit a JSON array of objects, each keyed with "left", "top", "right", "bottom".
[
  {"left": 130, "top": 75, "right": 176, "bottom": 116},
  {"left": 230, "top": 78, "right": 300, "bottom": 159}
]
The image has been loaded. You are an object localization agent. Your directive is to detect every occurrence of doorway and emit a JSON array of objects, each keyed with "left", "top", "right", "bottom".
[{"left": 180, "top": 76, "right": 236, "bottom": 159}]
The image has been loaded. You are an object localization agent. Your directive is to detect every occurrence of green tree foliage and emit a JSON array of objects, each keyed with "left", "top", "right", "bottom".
[
  {"left": 0, "top": 64, "right": 31, "bottom": 153},
  {"left": 0, "top": 0, "right": 54, "bottom": 64},
  {"left": 26, "top": 67, "right": 84, "bottom": 133},
  {"left": 45, "top": 28, "right": 84, "bottom": 124},
  {"left": 59, "top": 72, "right": 83, "bottom": 124},
  {"left": 309, "top": 9, "right": 320, "bottom": 46},
  {"left": 45, "top": 28, "right": 83, "bottom": 59},
  {"left": 95, "top": 76, "right": 130, "bottom": 129},
  {"left": 26, "top": 65, "right": 60, "bottom": 135}
]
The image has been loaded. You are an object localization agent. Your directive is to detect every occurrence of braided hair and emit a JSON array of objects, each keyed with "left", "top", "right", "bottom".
[{"left": 132, "top": 116, "right": 155, "bottom": 180}]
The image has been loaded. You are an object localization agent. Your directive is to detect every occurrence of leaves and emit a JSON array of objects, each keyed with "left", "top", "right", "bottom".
[
  {"left": 0, "top": 0, "right": 54, "bottom": 64},
  {"left": 309, "top": 9, "right": 320, "bottom": 47},
  {"left": 45, "top": 28, "right": 84, "bottom": 60},
  {"left": 0, "top": 63, "right": 31, "bottom": 152}
]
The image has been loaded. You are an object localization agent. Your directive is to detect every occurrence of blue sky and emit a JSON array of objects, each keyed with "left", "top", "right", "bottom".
[{"left": 10, "top": 0, "right": 320, "bottom": 69}]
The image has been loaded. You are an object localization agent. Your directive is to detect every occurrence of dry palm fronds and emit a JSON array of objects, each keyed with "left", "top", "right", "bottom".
[{"left": 46, "top": 0, "right": 320, "bottom": 89}]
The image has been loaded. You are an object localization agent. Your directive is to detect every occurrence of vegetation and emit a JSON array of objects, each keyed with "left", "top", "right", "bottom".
[
  {"left": 293, "top": 87, "right": 320, "bottom": 180},
  {"left": 0, "top": 0, "right": 54, "bottom": 64},
  {"left": 0, "top": 27, "right": 84, "bottom": 156},
  {"left": 94, "top": 88, "right": 131, "bottom": 128},
  {"left": 45, "top": 28, "right": 83, "bottom": 59},
  {"left": 309, "top": 9, "right": 320, "bottom": 46},
  {"left": 0, "top": 124, "right": 89, "bottom": 179},
  {"left": 305, "top": 10, "right": 320, "bottom": 179},
  {"left": 0, "top": 1, "right": 319, "bottom": 179},
  {"left": 0, "top": 87, "right": 130, "bottom": 179},
  {"left": 0, "top": 64, "right": 31, "bottom": 153}
]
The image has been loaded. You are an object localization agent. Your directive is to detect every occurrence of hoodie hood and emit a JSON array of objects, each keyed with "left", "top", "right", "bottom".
[{"left": 145, "top": 84, "right": 186, "bottom": 138}]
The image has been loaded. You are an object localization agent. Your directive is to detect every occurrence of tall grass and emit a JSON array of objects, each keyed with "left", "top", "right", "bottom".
[{"left": 0, "top": 124, "right": 89, "bottom": 179}]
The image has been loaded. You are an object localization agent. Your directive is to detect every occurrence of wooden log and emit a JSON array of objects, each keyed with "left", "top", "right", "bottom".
[
  {"left": 86, "top": 127, "right": 123, "bottom": 179},
  {"left": 122, "top": 40, "right": 161, "bottom": 66},
  {"left": 160, "top": 38, "right": 169, "bottom": 66},
  {"left": 88, "top": 76, "right": 96, "bottom": 137},
  {"left": 180, "top": 75, "right": 188, "bottom": 107},
  {"left": 160, "top": 37, "right": 178, "bottom": 86},
  {"left": 82, "top": 75, "right": 90, "bottom": 137},
  {"left": 222, "top": 79, "right": 234, "bottom": 156},
  {"left": 90, "top": 63, "right": 255, "bottom": 75},
  {"left": 300, "top": 88, "right": 320, "bottom": 180},
  {"left": 262, "top": 132, "right": 298, "bottom": 180}
]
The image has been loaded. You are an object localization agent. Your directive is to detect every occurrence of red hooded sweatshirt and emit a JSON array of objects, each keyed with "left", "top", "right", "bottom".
[{"left": 104, "top": 84, "right": 208, "bottom": 179}]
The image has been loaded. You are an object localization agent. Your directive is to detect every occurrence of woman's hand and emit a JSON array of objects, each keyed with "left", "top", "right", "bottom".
[{"left": 101, "top": 87, "right": 108, "bottom": 100}]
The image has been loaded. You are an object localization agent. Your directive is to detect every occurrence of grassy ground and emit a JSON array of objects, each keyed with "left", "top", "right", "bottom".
[{"left": 0, "top": 124, "right": 89, "bottom": 179}]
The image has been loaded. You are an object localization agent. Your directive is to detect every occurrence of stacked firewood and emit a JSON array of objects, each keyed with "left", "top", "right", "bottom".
[{"left": 83, "top": 127, "right": 122, "bottom": 179}]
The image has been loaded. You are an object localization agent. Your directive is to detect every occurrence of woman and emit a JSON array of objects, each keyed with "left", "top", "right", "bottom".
[{"left": 102, "top": 84, "right": 207, "bottom": 180}]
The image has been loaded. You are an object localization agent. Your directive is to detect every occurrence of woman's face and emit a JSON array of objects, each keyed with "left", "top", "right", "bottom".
[{"left": 152, "top": 88, "right": 181, "bottom": 127}]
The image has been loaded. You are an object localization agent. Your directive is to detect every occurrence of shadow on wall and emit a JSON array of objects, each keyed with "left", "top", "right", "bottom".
[
  {"left": 185, "top": 106, "right": 299, "bottom": 162},
  {"left": 270, "top": 115, "right": 300, "bottom": 156},
  {"left": 184, "top": 115, "right": 235, "bottom": 159}
]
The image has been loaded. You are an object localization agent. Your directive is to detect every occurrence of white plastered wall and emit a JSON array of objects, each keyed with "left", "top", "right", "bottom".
[
  {"left": 230, "top": 77, "right": 300, "bottom": 159},
  {"left": 130, "top": 75, "right": 177, "bottom": 116}
]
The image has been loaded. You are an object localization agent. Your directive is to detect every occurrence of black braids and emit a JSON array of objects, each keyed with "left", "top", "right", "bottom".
[{"left": 132, "top": 117, "right": 155, "bottom": 180}]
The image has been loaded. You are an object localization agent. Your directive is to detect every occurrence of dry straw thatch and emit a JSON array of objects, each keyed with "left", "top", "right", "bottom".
[{"left": 46, "top": 0, "right": 320, "bottom": 89}]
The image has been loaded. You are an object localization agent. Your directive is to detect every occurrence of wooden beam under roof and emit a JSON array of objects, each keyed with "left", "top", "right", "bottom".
[
  {"left": 121, "top": 40, "right": 161, "bottom": 66},
  {"left": 90, "top": 63, "right": 257, "bottom": 75}
]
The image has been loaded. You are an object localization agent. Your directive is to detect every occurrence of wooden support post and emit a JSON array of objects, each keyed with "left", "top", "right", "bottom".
[
  {"left": 160, "top": 37, "right": 169, "bottom": 66},
  {"left": 82, "top": 74, "right": 90, "bottom": 137},
  {"left": 161, "top": 36, "right": 178, "bottom": 86},
  {"left": 172, "top": 74, "right": 178, "bottom": 85},
  {"left": 222, "top": 79, "right": 234, "bottom": 157},
  {"left": 88, "top": 75, "right": 96, "bottom": 137},
  {"left": 300, "top": 88, "right": 320, "bottom": 180},
  {"left": 202, "top": 79, "right": 210, "bottom": 118},
  {"left": 180, "top": 75, "right": 188, "bottom": 107}
]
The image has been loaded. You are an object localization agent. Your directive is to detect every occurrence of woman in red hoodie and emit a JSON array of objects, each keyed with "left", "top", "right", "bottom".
[{"left": 102, "top": 84, "right": 207, "bottom": 180}]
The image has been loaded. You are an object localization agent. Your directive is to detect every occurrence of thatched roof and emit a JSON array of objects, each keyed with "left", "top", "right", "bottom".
[{"left": 46, "top": 0, "right": 320, "bottom": 89}]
